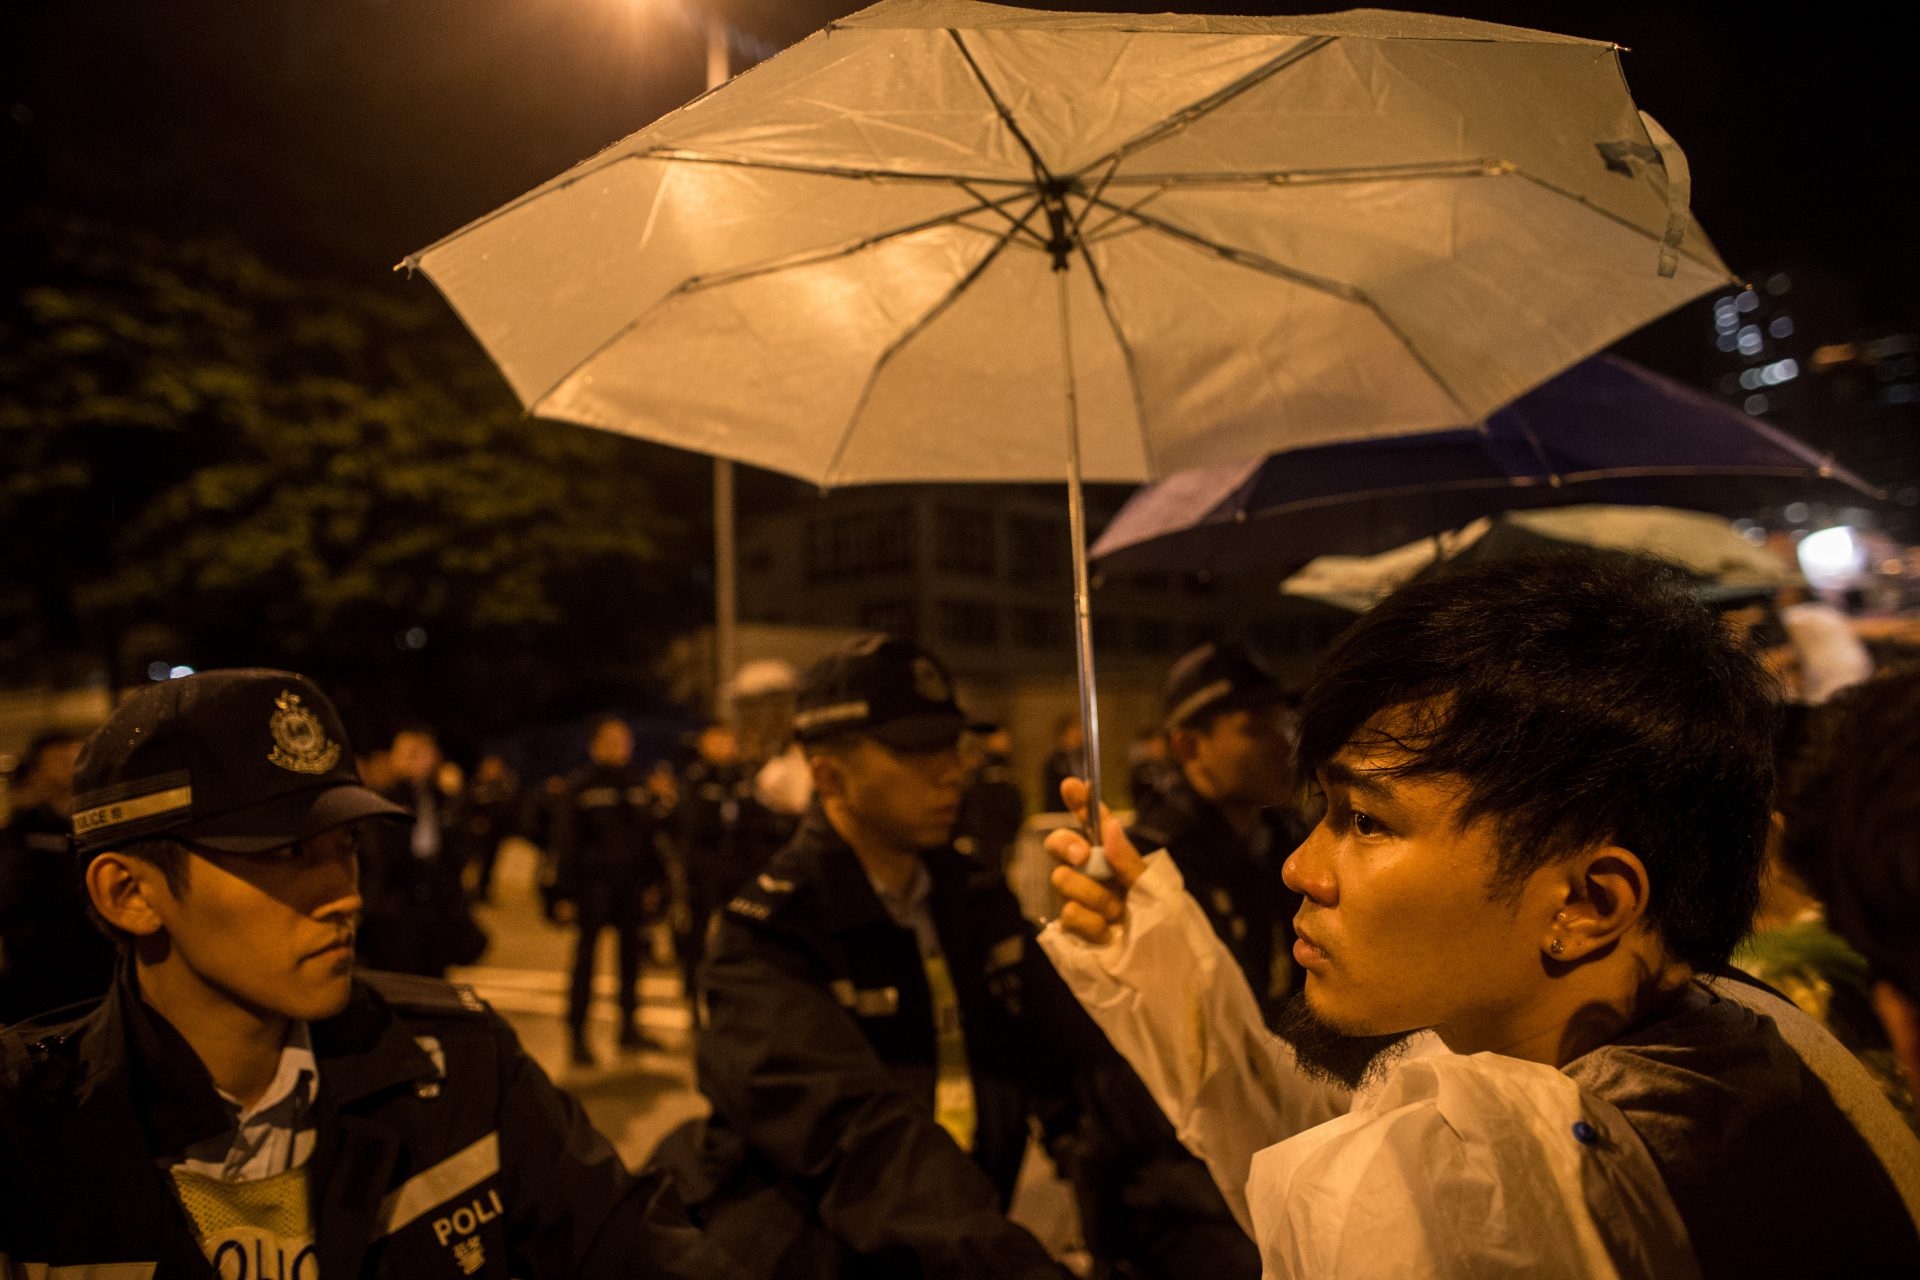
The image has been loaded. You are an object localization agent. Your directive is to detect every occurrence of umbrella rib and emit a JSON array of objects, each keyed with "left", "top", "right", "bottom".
[
  {"left": 402, "top": 152, "right": 1032, "bottom": 264},
  {"left": 1080, "top": 185, "right": 1174, "bottom": 243},
  {"left": 1072, "top": 35, "right": 1338, "bottom": 180},
  {"left": 1101, "top": 158, "right": 1514, "bottom": 188},
  {"left": 524, "top": 192, "right": 1033, "bottom": 415},
  {"left": 959, "top": 180, "right": 1056, "bottom": 251},
  {"left": 1505, "top": 167, "right": 1727, "bottom": 276},
  {"left": 821, "top": 207, "right": 1041, "bottom": 486},
  {"left": 1070, "top": 240, "right": 1160, "bottom": 478},
  {"left": 1067, "top": 157, "right": 1125, "bottom": 244},
  {"left": 1087, "top": 195, "right": 1474, "bottom": 419},
  {"left": 630, "top": 148, "right": 1035, "bottom": 187},
  {"left": 946, "top": 29, "right": 1057, "bottom": 186}
]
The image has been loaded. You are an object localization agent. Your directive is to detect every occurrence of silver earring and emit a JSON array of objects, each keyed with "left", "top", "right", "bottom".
[{"left": 1548, "top": 937, "right": 1566, "bottom": 957}]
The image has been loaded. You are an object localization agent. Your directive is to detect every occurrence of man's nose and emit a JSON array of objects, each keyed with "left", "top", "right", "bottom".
[
  {"left": 315, "top": 852, "right": 364, "bottom": 921},
  {"left": 1282, "top": 824, "right": 1337, "bottom": 906}
]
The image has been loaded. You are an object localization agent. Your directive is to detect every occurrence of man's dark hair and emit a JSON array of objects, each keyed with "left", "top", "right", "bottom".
[
  {"left": 1296, "top": 551, "right": 1777, "bottom": 970},
  {"left": 1780, "top": 667, "right": 1920, "bottom": 1000}
]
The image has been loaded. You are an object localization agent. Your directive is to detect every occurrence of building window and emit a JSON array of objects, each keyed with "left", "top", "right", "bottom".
[
  {"left": 1014, "top": 606, "right": 1068, "bottom": 650},
  {"left": 934, "top": 505, "right": 996, "bottom": 577},
  {"left": 807, "top": 507, "right": 915, "bottom": 581},
  {"left": 1008, "top": 514, "right": 1069, "bottom": 582},
  {"left": 859, "top": 598, "right": 916, "bottom": 637},
  {"left": 938, "top": 598, "right": 999, "bottom": 648}
]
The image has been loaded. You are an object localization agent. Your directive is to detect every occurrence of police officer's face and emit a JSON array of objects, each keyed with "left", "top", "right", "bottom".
[
  {"left": 1186, "top": 704, "right": 1296, "bottom": 807},
  {"left": 833, "top": 738, "right": 965, "bottom": 851},
  {"left": 144, "top": 825, "right": 364, "bottom": 1022},
  {"left": 591, "top": 721, "right": 634, "bottom": 767},
  {"left": 698, "top": 726, "right": 739, "bottom": 767}
]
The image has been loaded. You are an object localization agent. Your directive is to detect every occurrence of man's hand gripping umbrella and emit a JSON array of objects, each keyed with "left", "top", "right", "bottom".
[{"left": 1046, "top": 777, "right": 1145, "bottom": 942}]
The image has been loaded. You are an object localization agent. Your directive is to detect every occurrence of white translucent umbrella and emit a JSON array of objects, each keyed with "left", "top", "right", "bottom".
[
  {"left": 1282, "top": 505, "right": 1798, "bottom": 611},
  {"left": 407, "top": 0, "right": 1731, "bottom": 871}
]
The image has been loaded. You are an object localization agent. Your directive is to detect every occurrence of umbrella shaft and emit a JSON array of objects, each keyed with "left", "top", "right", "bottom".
[{"left": 1059, "top": 269, "right": 1110, "bottom": 879}]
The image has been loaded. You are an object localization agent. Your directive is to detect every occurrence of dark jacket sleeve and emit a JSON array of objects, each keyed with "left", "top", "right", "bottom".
[
  {"left": 697, "top": 916, "right": 1063, "bottom": 1280},
  {"left": 491, "top": 1012, "right": 743, "bottom": 1280}
]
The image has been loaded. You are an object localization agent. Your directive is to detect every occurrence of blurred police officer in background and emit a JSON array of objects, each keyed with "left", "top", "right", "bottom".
[
  {"left": 359, "top": 723, "right": 486, "bottom": 977},
  {"left": 953, "top": 721, "right": 1025, "bottom": 870},
  {"left": 0, "top": 728, "right": 114, "bottom": 1023},
  {"left": 459, "top": 753, "right": 523, "bottom": 905},
  {"left": 1134, "top": 641, "right": 1309, "bottom": 1017},
  {"left": 0, "top": 669, "right": 735, "bottom": 1279},
  {"left": 672, "top": 722, "right": 771, "bottom": 1023},
  {"left": 654, "top": 635, "right": 1093, "bottom": 1279},
  {"left": 552, "top": 715, "right": 670, "bottom": 1066}
]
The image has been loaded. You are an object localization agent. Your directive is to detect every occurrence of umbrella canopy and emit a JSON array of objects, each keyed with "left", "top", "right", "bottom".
[
  {"left": 1281, "top": 504, "right": 1798, "bottom": 612},
  {"left": 409, "top": 0, "right": 1728, "bottom": 861},
  {"left": 408, "top": 0, "right": 1727, "bottom": 486},
  {"left": 1089, "top": 355, "right": 1879, "bottom": 575}
]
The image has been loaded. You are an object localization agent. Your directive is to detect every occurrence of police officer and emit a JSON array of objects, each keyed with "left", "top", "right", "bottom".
[
  {"left": 0, "top": 669, "right": 735, "bottom": 1279},
  {"left": 552, "top": 716, "right": 670, "bottom": 1066},
  {"left": 1072, "top": 641, "right": 1309, "bottom": 1280},
  {"left": 656, "top": 636, "right": 1089, "bottom": 1279},
  {"left": 671, "top": 723, "right": 769, "bottom": 1018},
  {"left": 953, "top": 722, "right": 1025, "bottom": 870},
  {"left": 1133, "top": 641, "right": 1309, "bottom": 1014}
]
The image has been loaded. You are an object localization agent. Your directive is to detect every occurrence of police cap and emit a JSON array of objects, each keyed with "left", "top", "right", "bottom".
[
  {"left": 792, "top": 636, "right": 965, "bottom": 752},
  {"left": 71, "top": 669, "right": 405, "bottom": 855},
  {"left": 1163, "top": 641, "right": 1289, "bottom": 730}
]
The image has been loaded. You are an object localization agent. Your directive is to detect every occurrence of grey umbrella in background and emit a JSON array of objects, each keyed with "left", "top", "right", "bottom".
[
  {"left": 1090, "top": 354, "right": 1879, "bottom": 577},
  {"left": 407, "top": 0, "right": 1730, "bottom": 872},
  {"left": 1281, "top": 504, "right": 1809, "bottom": 613}
]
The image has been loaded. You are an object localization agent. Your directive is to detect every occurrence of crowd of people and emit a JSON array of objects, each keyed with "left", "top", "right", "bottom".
[{"left": 3, "top": 548, "right": 1920, "bottom": 1277}]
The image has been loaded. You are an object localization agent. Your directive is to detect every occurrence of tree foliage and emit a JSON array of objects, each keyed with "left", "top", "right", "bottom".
[{"left": 1, "top": 209, "right": 704, "bottom": 733}]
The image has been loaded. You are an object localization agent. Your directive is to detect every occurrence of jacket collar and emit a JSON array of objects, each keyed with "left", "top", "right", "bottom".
[
  {"left": 308, "top": 981, "right": 442, "bottom": 1110},
  {"left": 70, "top": 960, "right": 438, "bottom": 1156},
  {"left": 74, "top": 959, "right": 233, "bottom": 1159},
  {"left": 1135, "top": 769, "right": 1225, "bottom": 844},
  {"left": 791, "top": 805, "right": 909, "bottom": 935}
]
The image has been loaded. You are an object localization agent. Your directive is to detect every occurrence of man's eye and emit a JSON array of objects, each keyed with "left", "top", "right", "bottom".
[{"left": 1352, "top": 810, "right": 1386, "bottom": 838}]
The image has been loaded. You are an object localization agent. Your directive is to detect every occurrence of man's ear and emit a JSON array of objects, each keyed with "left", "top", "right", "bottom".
[
  {"left": 808, "top": 751, "right": 847, "bottom": 803},
  {"left": 1166, "top": 726, "right": 1201, "bottom": 766},
  {"left": 85, "top": 851, "right": 168, "bottom": 938},
  {"left": 1544, "top": 845, "right": 1651, "bottom": 963}
]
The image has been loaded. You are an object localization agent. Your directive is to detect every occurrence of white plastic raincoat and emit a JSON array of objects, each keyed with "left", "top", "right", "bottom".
[{"left": 1039, "top": 852, "right": 1920, "bottom": 1278}]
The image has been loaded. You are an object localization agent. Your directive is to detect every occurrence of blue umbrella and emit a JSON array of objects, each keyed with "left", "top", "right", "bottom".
[{"left": 1089, "top": 355, "right": 1878, "bottom": 576}]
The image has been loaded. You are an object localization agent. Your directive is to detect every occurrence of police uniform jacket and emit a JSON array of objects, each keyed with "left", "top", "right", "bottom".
[
  {"left": 670, "top": 807, "right": 1090, "bottom": 1279},
  {"left": 553, "top": 762, "right": 668, "bottom": 907},
  {"left": 0, "top": 965, "right": 735, "bottom": 1280},
  {"left": 674, "top": 759, "right": 771, "bottom": 920}
]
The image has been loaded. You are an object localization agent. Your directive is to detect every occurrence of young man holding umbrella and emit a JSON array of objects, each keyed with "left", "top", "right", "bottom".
[
  {"left": 1044, "top": 554, "right": 1920, "bottom": 1277},
  {"left": 0, "top": 669, "right": 735, "bottom": 1279}
]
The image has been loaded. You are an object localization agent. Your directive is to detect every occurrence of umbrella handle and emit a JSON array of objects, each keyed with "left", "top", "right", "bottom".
[{"left": 1059, "top": 266, "right": 1113, "bottom": 882}]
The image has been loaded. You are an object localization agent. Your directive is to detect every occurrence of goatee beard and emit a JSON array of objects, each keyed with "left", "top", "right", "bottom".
[{"left": 1268, "top": 991, "right": 1414, "bottom": 1091}]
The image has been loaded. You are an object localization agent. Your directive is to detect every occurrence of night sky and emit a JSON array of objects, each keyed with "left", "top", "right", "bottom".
[{"left": 8, "top": 0, "right": 1915, "bottom": 344}]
